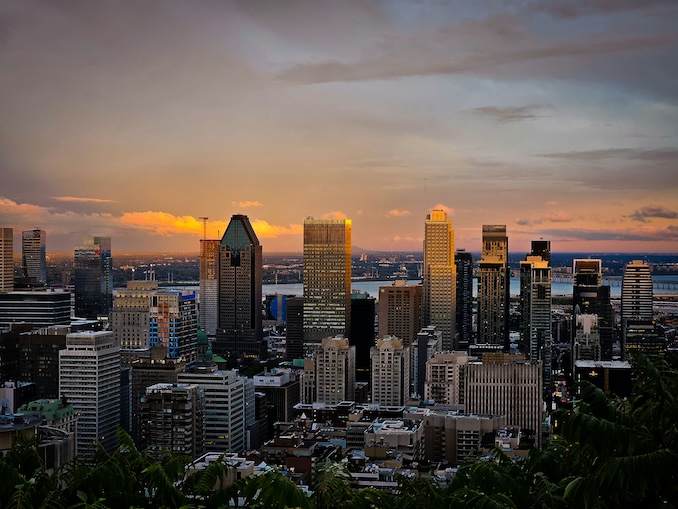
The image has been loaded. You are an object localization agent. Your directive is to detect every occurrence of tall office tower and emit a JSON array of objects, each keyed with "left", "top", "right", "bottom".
[
  {"left": 572, "top": 259, "right": 615, "bottom": 360},
  {"left": 455, "top": 249, "right": 473, "bottom": 350},
  {"left": 478, "top": 225, "right": 509, "bottom": 350},
  {"left": 529, "top": 239, "right": 550, "bottom": 264},
  {"left": 130, "top": 354, "right": 185, "bottom": 444},
  {"left": 215, "top": 215, "right": 263, "bottom": 359},
  {"left": 151, "top": 289, "right": 198, "bottom": 362},
  {"left": 370, "top": 336, "right": 410, "bottom": 406},
  {"left": 424, "top": 352, "right": 468, "bottom": 405},
  {"left": 21, "top": 228, "right": 46, "bottom": 284},
  {"left": 350, "top": 292, "right": 376, "bottom": 383},
  {"left": 0, "top": 228, "right": 13, "bottom": 293},
  {"left": 73, "top": 236, "right": 112, "bottom": 319},
  {"left": 314, "top": 336, "right": 356, "bottom": 404},
  {"left": 621, "top": 260, "right": 653, "bottom": 325},
  {"left": 465, "top": 355, "right": 543, "bottom": 447},
  {"left": 199, "top": 239, "right": 220, "bottom": 340},
  {"left": 378, "top": 281, "right": 422, "bottom": 348},
  {"left": 303, "top": 218, "right": 352, "bottom": 343},
  {"left": 110, "top": 280, "right": 158, "bottom": 351},
  {"left": 139, "top": 383, "right": 205, "bottom": 460},
  {"left": 422, "top": 210, "right": 456, "bottom": 351},
  {"left": 178, "top": 366, "right": 246, "bottom": 453},
  {"left": 59, "top": 331, "right": 120, "bottom": 459},
  {"left": 18, "top": 325, "right": 68, "bottom": 398},
  {"left": 572, "top": 313, "right": 601, "bottom": 362},
  {"left": 412, "top": 325, "right": 443, "bottom": 399},
  {"left": 625, "top": 319, "right": 666, "bottom": 361},
  {"left": 284, "top": 297, "right": 304, "bottom": 361}
]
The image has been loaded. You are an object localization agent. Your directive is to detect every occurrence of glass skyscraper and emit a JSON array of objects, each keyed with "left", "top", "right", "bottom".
[{"left": 74, "top": 236, "right": 112, "bottom": 319}]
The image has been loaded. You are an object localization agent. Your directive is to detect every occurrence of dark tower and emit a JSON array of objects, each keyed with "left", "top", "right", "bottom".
[{"left": 455, "top": 249, "right": 473, "bottom": 350}]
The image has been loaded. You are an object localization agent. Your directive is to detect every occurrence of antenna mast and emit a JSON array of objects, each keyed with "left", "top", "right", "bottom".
[{"left": 198, "top": 217, "right": 209, "bottom": 240}]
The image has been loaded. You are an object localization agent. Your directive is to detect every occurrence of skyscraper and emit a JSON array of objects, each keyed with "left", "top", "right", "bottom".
[
  {"left": 370, "top": 336, "right": 410, "bottom": 406},
  {"left": 73, "top": 236, "right": 112, "bottom": 319},
  {"left": 422, "top": 210, "right": 456, "bottom": 351},
  {"left": 199, "top": 239, "right": 220, "bottom": 340},
  {"left": 477, "top": 225, "right": 509, "bottom": 349},
  {"left": 151, "top": 289, "right": 198, "bottom": 362},
  {"left": 111, "top": 280, "right": 158, "bottom": 351},
  {"left": 0, "top": 228, "right": 13, "bottom": 293},
  {"left": 21, "top": 228, "right": 46, "bottom": 284},
  {"left": 378, "top": 280, "right": 422, "bottom": 348},
  {"left": 455, "top": 249, "right": 473, "bottom": 350},
  {"left": 303, "top": 218, "right": 352, "bottom": 343},
  {"left": 214, "top": 215, "right": 263, "bottom": 359},
  {"left": 313, "top": 336, "right": 356, "bottom": 404},
  {"left": 621, "top": 260, "right": 653, "bottom": 324}
]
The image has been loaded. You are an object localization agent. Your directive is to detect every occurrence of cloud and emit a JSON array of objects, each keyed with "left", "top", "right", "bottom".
[
  {"left": 232, "top": 201, "right": 264, "bottom": 208},
  {"left": 467, "top": 105, "right": 549, "bottom": 123},
  {"left": 545, "top": 211, "right": 573, "bottom": 223},
  {"left": 387, "top": 209, "right": 411, "bottom": 217},
  {"left": 629, "top": 205, "right": 678, "bottom": 222},
  {"left": 538, "top": 225, "right": 678, "bottom": 242},
  {"left": 527, "top": 0, "right": 675, "bottom": 19},
  {"left": 322, "top": 211, "right": 348, "bottom": 220},
  {"left": 250, "top": 220, "right": 303, "bottom": 239},
  {"left": 52, "top": 196, "right": 116, "bottom": 203},
  {"left": 515, "top": 218, "right": 536, "bottom": 226},
  {"left": 432, "top": 204, "right": 454, "bottom": 215},
  {"left": 538, "top": 147, "right": 678, "bottom": 162},
  {"left": 119, "top": 211, "right": 202, "bottom": 235}
]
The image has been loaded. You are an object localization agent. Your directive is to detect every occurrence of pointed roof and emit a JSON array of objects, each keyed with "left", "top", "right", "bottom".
[{"left": 221, "top": 214, "right": 259, "bottom": 249}]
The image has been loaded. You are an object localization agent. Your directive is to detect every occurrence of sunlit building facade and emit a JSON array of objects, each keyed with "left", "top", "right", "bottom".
[
  {"left": 199, "top": 239, "right": 220, "bottom": 340},
  {"left": 0, "top": 228, "right": 13, "bottom": 293}
]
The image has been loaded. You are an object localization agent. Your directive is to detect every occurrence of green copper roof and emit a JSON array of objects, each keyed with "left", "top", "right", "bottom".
[
  {"left": 221, "top": 215, "right": 259, "bottom": 249},
  {"left": 197, "top": 327, "right": 208, "bottom": 345}
]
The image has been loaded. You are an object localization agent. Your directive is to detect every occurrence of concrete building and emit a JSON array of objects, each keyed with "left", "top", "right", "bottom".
[
  {"left": 478, "top": 226, "right": 509, "bottom": 349},
  {"left": 314, "top": 336, "right": 356, "bottom": 405},
  {"left": 423, "top": 210, "right": 456, "bottom": 351},
  {"left": 110, "top": 280, "right": 157, "bottom": 351},
  {"left": 73, "top": 236, "right": 112, "bottom": 319},
  {"left": 0, "top": 290, "right": 71, "bottom": 328},
  {"left": 151, "top": 289, "right": 197, "bottom": 362},
  {"left": 215, "top": 215, "right": 263, "bottom": 359},
  {"left": 17, "top": 325, "right": 69, "bottom": 398},
  {"left": 0, "top": 227, "right": 13, "bottom": 293},
  {"left": 199, "top": 239, "right": 220, "bottom": 340},
  {"left": 178, "top": 365, "right": 246, "bottom": 453},
  {"left": 370, "top": 336, "right": 410, "bottom": 407},
  {"left": 284, "top": 297, "right": 304, "bottom": 361},
  {"left": 412, "top": 325, "right": 443, "bottom": 399},
  {"left": 21, "top": 228, "right": 46, "bottom": 284},
  {"left": 364, "top": 419, "right": 424, "bottom": 462},
  {"left": 253, "top": 369, "right": 301, "bottom": 424},
  {"left": 378, "top": 281, "right": 422, "bottom": 348},
  {"left": 455, "top": 249, "right": 474, "bottom": 350},
  {"left": 465, "top": 354, "right": 543, "bottom": 447},
  {"left": 622, "top": 260, "right": 653, "bottom": 349},
  {"left": 140, "top": 383, "right": 205, "bottom": 459},
  {"left": 625, "top": 319, "right": 666, "bottom": 360},
  {"left": 424, "top": 352, "right": 468, "bottom": 405},
  {"left": 573, "top": 313, "right": 601, "bottom": 362},
  {"left": 303, "top": 218, "right": 351, "bottom": 343},
  {"left": 59, "top": 330, "right": 120, "bottom": 459}
]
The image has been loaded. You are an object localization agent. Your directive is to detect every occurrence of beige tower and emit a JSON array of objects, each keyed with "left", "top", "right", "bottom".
[
  {"left": 378, "top": 281, "right": 422, "bottom": 347},
  {"left": 424, "top": 351, "right": 468, "bottom": 405},
  {"left": 199, "top": 239, "right": 220, "bottom": 339},
  {"left": 423, "top": 210, "right": 456, "bottom": 351},
  {"left": 0, "top": 228, "right": 13, "bottom": 292},
  {"left": 314, "top": 336, "right": 356, "bottom": 404},
  {"left": 370, "top": 336, "right": 410, "bottom": 406},
  {"left": 111, "top": 280, "right": 158, "bottom": 351},
  {"left": 303, "top": 218, "right": 352, "bottom": 343}
]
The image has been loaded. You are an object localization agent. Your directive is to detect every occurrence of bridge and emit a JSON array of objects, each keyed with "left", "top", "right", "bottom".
[{"left": 551, "top": 275, "right": 678, "bottom": 291}]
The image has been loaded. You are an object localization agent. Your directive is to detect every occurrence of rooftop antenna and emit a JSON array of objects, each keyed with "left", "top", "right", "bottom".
[
  {"left": 198, "top": 217, "right": 209, "bottom": 240},
  {"left": 424, "top": 177, "right": 428, "bottom": 218}
]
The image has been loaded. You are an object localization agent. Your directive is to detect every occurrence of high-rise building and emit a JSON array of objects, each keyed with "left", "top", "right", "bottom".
[
  {"left": 478, "top": 225, "right": 509, "bottom": 350},
  {"left": 303, "top": 218, "right": 352, "bottom": 343},
  {"left": 370, "top": 336, "right": 410, "bottom": 406},
  {"left": 199, "top": 239, "right": 220, "bottom": 340},
  {"left": 350, "top": 292, "right": 376, "bottom": 383},
  {"left": 178, "top": 365, "right": 246, "bottom": 453},
  {"left": 313, "top": 336, "right": 355, "bottom": 405},
  {"left": 0, "top": 290, "right": 71, "bottom": 328},
  {"left": 150, "top": 289, "right": 198, "bottom": 362},
  {"left": 215, "top": 215, "right": 262, "bottom": 359},
  {"left": 621, "top": 260, "right": 653, "bottom": 325},
  {"left": 572, "top": 314, "right": 601, "bottom": 362},
  {"left": 0, "top": 228, "right": 13, "bottom": 293},
  {"left": 73, "top": 237, "right": 112, "bottom": 319},
  {"left": 378, "top": 281, "right": 422, "bottom": 348},
  {"left": 110, "top": 280, "right": 158, "bottom": 351},
  {"left": 465, "top": 354, "right": 543, "bottom": 447},
  {"left": 412, "top": 325, "right": 443, "bottom": 399},
  {"left": 59, "top": 330, "right": 120, "bottom": 459},
  {"left": 572, "top": 259, "right": 615, "bottom": 360},
  {"left": 284, "top": 297, "right": 304, "bottom": 361},
  {"left": 424, "top": 352, "right": 468, "bottom": 405},
  {"left": 139, "top": 383, "right": 205, "bottom": 459},
  {"left": 422, "top": 210, "right": 456, "bottom": 350},
  {"left": 454, "top": 249, "right": 473, "bottom": 350},
  {"left": 21, "top": 228, "right": 46, "bottom": 284}
]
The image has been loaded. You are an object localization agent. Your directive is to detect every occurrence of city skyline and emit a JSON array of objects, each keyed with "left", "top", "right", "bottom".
[{"left": 1, "top": 1, "right": 677, "bottom": 254}]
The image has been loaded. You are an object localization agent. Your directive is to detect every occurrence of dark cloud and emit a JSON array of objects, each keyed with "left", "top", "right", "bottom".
[
  {"left": 527, "top": 0, "right": 676, "bottom": 19},
  {"left": 629, "top": 205, "right": 678, "bottom": 222},
  {"left": 538, "top": 225, "right": 678, "bottom": 242},
  {"left": 467, "top": 105, "right": 549, "bottom": 123},
  {"left": 538, "top": 147, "right": 678, "bottom": 162}
]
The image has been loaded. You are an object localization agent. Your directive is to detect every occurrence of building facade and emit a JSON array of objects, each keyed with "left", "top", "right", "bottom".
[
  {"left": 422, "top": 210, "right": 456, "bottom": 351},
  {"left": 0, "top": 228, "right": 13, "bottom": 293},
  {"left": 199, "top": 239, "right": 220, "bottom": 340},
  {"left": 370, "top": 336, "right": 410, "bottom": 406},
  {"left": 378, "top": 281, "right": 422, "bottom": 348},
  {"left": 477, "top": 225, "right": 509, "bottom": 349},
  {"left": 21, "top": 228, "right": 46, "bottom": 284},
  {"left": 455, "top": 249, "right": 474, "bottom": 350},
  {"left": 314, "top": 336, "right": 356, "bottom": 405},
  {"left": 0, "top": 290, "right": 71, "bottom": 328},
  {"left": 303, "top": 218, "right": 352, "bottom": 343},
  {"left": 73, "top": 236, "right": 112, "bottom": 319},
  {"left": 621, "top": 260, "right": 653, "bottom": 325},
  {"left": 110, "top": 280, "right": 157, "bottom": 351},
  {"left": 150, "top": 289, "right": 198, "bottom": 362},
  {"left": 424, "top": 352, "right": 468, "bottom": 405}
]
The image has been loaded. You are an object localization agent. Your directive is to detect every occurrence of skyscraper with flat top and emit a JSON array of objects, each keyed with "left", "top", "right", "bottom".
[
  {"left": 423, "top": 210, "right": 456, "bottom": 351},
  {"left": 22, "top": 228, "right": 46, "bottom": 284},
  {"left": 215, "top": 215, "right": 262, "bottom": 359},
  {"left": 621, "top": 260, "right": 653, "bottom": 324},
  {"left": 74, "top": 236, "right": 112, "bottom": 318},
  {"left": 0, "top": 228, "right": 13, "bottom": 293},
  {"left": 455, "top": 249, "right": 473, "bottom": 350},
  {"left": 303, "top": 218, "right": 352, "bottom": 343},
  {"left": 199, "top": 239, "right": 220, "bottom": 340},
  {"left": 478, "top": 225, "right": 509, "bottom": 349}
]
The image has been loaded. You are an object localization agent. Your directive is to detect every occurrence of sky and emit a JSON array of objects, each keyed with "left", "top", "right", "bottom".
[{"left": 1, "top": 0, "right": 677, "bottom": 254}]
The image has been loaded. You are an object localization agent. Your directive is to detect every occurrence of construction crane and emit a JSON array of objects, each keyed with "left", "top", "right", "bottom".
[{"left": 198, "top": 217, "right": 208, "bottom": 240}]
